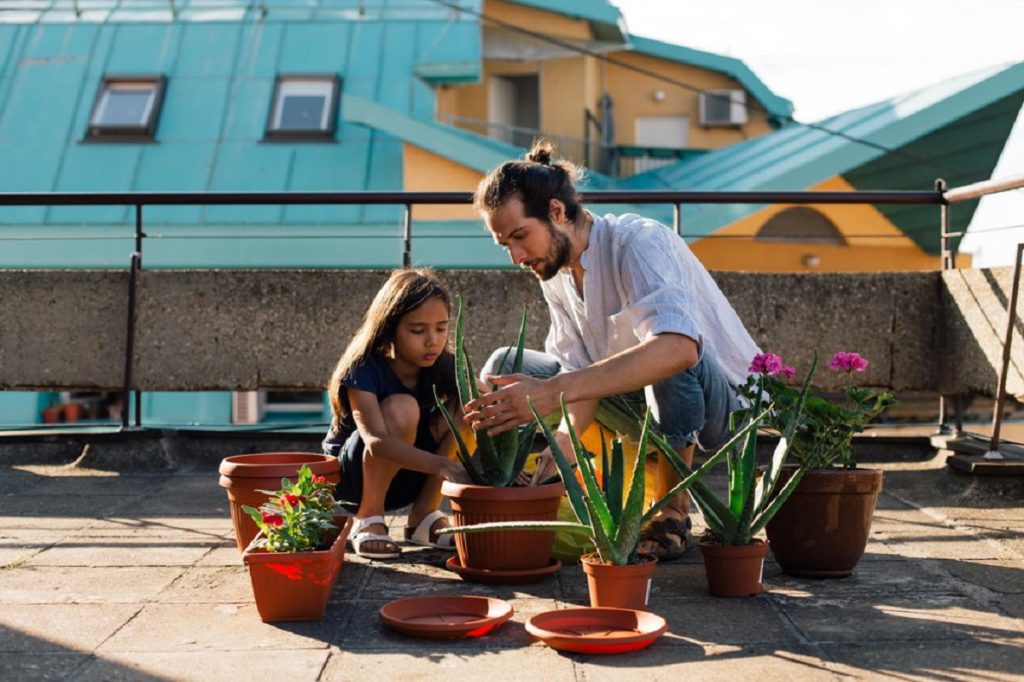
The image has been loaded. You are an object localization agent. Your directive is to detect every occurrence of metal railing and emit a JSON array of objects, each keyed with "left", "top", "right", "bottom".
[{"left": 0, "top": 184, "right": 980, "bottom": 435}]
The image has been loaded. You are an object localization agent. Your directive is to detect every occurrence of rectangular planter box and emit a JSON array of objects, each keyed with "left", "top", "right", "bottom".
[{"left": 242, "top": 515, "right": 354, "bottom": 622}]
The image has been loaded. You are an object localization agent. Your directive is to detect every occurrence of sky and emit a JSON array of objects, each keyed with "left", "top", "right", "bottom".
[{"left": 614, "top": 0, "right": 1024, "bottom": 266}]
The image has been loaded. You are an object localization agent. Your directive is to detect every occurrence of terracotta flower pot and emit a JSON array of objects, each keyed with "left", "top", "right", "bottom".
[
  {"left": 699, "top": 539, "right": 769, "bottom": 598},
  {"left": 218, "top": 453, "right": 342, "bottom": 552},
  {"left": 580, "top": 553, "right": 658, "bottom": 610},
  {"left": 766, "top": 466, "right": 883, "bottom": 578},
  {"left": 441, "top": 480, "right": 565, "bottom": 572},
  {"left": 243, "top": 515, "right": 353, "bottom": 622}
]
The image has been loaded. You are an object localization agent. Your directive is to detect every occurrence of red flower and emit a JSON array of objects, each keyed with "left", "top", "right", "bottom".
[
  {"left": 279, "top": 493, "right": 305, "bottom": 507},
  {"left": 311, "top": 475, "right": 328, "bottom": 485},
  {"left": 261, "top": 511, "right": 284, "bottom": 527}
]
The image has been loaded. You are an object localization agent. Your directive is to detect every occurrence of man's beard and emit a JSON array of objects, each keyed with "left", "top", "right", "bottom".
[{"left": 531, "top": 221, "right": 571, "bottom": 281}]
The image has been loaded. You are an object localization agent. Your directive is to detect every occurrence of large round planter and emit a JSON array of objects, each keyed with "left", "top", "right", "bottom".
[
  {"left": 581, "top": 553, "right": 658, "bottom": 610},
  {"left": 219, "top": 453, "right": 341, "bottom": 552},
  {"left": 766, "top": 467, "right": 883, "bottom": 578},
  {"left": 243, "top": 515, "right": 353, "bottom": 622},
  {"left": 441, "top": 480, "right": 565, "bottom": 572},
  {"left": 699, "top": 539, "right": 769, "bottom": 598}
]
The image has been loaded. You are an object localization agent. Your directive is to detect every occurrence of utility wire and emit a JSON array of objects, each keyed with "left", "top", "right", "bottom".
[{"left": 424, "top": 0, "right": 982, "bottom": 181}]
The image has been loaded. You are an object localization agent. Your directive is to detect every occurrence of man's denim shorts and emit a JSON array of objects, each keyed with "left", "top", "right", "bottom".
[{"left": 481, "top": 345, "right": 740, "bottom": 452}]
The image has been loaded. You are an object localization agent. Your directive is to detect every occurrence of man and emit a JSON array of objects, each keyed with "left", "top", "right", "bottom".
[{"left": 464, "top": 142, "right": 760, "bottom": 559}]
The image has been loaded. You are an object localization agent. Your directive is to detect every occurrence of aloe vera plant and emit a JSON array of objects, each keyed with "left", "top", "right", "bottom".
[
  {"left": 432, "top": 297, "right": 537, "bottom": 487},
  {"left": 647, "top": 356, "right": 817, "bottom": 546},
  {"left": 439, "top": 396, "right": 765, "bottom": 565}
]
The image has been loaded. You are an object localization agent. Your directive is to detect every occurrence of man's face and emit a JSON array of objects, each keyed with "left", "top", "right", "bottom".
[{"left": 484, "top": 196, "right": 571, "bottom": 281}]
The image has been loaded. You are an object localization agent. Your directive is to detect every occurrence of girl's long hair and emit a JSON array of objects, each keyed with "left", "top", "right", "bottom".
[{"left": 327, "top": 268, "right": 455, "bottom": 432}]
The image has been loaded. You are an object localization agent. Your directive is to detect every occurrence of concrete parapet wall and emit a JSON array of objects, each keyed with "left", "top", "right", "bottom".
[{"left": 0, "top": 268, "right": 1018, "bottom": 398}]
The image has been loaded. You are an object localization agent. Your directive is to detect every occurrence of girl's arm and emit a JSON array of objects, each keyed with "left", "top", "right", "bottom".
[{"left": 347, "top": 387, "right": 467, "bottom": 482}]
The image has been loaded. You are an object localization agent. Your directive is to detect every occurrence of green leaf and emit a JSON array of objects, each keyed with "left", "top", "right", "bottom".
[
  {"left": 529, "top": 398, "right": 589, "bottom": 526},
  {"left": 512, "top": 308, "right": 528, "bottom": 373},
  {"left": 585, "top": 494, "right": 624, "bottom": 565},
  {"left": 433, "top": 385, "right": 486, "bottom": 485},
  {"left": 749, "top": 465, "right": 807, "bottom": 536},
  {"left": 563, "top": 395, "right": 615, "bottom": 540},
  {"left": 453, "top": 296, "right": 471, "bottom": 408},
  {"left": 611, "top": 407, "right": 652, "bottom": 560}
]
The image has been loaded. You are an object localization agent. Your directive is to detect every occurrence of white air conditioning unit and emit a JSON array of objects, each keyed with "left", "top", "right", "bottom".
[{"left": 699, "top": 89, "right": 748, "bottom": 126}]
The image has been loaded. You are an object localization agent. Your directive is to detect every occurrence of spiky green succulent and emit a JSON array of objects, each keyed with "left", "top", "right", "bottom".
[{"left": 432, "top": 296, "right": 536, "bottom": 487}]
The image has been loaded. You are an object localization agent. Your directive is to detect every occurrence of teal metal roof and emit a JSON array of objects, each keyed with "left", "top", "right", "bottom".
[
  {"left": 509, "top": 0, "right": 625, "bottom": 43},
  {"left": 626, "top": 35, "right": 793, "bottom": 121},
  {"left": 618, "top": 62, "right": 1024, "bottom": 254}
]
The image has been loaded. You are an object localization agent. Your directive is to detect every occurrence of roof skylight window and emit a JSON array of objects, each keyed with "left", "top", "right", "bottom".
[
  {"left": 266, "top": 76, "right": 340, "bottom": 140},
  {"left": 87, "top": 76, "right": 165, "bottom": 141}
]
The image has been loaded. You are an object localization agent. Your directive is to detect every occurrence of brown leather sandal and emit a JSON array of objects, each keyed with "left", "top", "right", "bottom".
[{"left": 639, "top": 516, "right": 694, "bottom": 561}]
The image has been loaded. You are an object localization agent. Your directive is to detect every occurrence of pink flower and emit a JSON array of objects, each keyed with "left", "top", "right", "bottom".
[
  {"left": 749, "top": 353, "right": 783, "bottom": 375},
  {"left": 749, "top": 353, "right": 796, "bottom": 380},
  {"left": 261, "top": 512, "right": 284, "bottom": 527},
  {"left": 829, "top": 352, "right": 869, "bottom": 373}
]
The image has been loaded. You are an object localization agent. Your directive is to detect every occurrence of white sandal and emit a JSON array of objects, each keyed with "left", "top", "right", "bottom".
[
  {"left": 403, "top": 510, "right": 455, "bottom": 550},
  {"left": 349, "top": 515, "right": 400, "bottom": 559}
]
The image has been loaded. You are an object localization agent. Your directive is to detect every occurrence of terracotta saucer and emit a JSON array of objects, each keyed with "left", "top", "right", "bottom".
[
  {"left": 379, "top": 596, "right": 513, "bottom": 639},
  {"left": 525, "top": 607, "right": 667, "bottom": 654},
  {"left": 445, "top": 555, "right": 562, "bottom": 584}
]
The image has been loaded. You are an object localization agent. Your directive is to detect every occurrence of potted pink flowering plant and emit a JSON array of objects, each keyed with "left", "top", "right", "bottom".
[
  {"left": 739, "top": 351, "right": 896, "bottom": 578},
  {"left": 240, "top": 465, "right": 354, "bottom": 622}
]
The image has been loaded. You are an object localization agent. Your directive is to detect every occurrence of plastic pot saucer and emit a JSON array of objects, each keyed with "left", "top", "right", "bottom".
[
  {"left": 445, "top": 555, "right": 561, "bottom": 585},
  {"left": 525, "top": 607, "right": 668, "bottom": 654},
  {"left": 379, "top": 596, "right": 513, "bottom": 639}
]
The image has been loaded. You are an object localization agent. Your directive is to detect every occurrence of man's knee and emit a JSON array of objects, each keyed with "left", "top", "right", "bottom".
[
  {"left": 379, "top": 394, "right": 419, "bottom": 443},
  {"left": 480, "top": 346, "right": 517, "bottom": 378}
]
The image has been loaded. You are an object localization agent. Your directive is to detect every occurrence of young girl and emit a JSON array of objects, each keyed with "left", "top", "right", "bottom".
[{"left": 324, "top": 268, "right": 469, "bottom": 559}]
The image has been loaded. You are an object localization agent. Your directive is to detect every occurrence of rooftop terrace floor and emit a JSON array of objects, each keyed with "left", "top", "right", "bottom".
[{"left": 1, "top": 452, "right": 1022, "bottom": 681}]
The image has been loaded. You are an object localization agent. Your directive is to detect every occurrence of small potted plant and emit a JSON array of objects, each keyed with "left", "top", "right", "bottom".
[
  {"left": 441, "top": 399, "right": 736, "bottom": 610},
  {"left": 645, "top": 357, "right": 815, "bottom": 598},
  {"left": 241, "top": 465, "right": 354, "bottom": 622},
  {"left": 433, "top": 298, "right": 565, "bottom": 577},
  {"left": 742, "top": 351, "right": 896, "bottom": 578}
]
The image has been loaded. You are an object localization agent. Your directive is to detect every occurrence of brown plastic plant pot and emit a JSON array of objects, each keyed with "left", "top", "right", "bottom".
[
  {"left": 766, "top": 467, "right": 883, "bottom": 578},
  {"left": 580, "top": 553, "right": 658, "bottom": 610},
  {"left": 441, "top": 480, "right": 565, "bottom": 572},
  {"left": 699, "top": 539, "right": 769, "bottom": 598},
  {"left": 219, "top": 452, "right": 341, "bottom": 552},
  {"left": 242, "top": 515, "right": 353, "bottom": 623}
]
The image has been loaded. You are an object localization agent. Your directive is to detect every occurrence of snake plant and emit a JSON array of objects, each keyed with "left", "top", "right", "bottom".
[
  {"left": 439, "top": 396, "right": 766, "bottom": 565},
  {"left": 432, "top": 296, "right": 537, "bottom": 487}
]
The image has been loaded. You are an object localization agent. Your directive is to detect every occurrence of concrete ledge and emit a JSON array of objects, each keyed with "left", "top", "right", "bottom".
[{"left": 0, "top": 268, "right": 1019, "bottom": 397}]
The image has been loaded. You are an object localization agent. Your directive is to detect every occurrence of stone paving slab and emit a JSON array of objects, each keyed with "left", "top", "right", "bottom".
[
  {"left": 0, "top": 566, "right": 183, "bottom": 604},
  {"left": 76, "top": 651, "right": 331, "bottom": 682},
  {"left": 0, "top": 455, "right": 1022, "bottom": 680},
  {"left": 821, "top": 639, "right": 1024, "bottom": 681}
]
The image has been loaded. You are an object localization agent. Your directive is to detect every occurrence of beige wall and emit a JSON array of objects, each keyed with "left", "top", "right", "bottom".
[
  {"left": 402, "top": 144, "right": 482, "bottom": 220},
  {"left": 690, "top": 177, "right": 970, "bottom": 271},
  {"left": 604, "top": 50, "right": 776, "bottom": 149}
]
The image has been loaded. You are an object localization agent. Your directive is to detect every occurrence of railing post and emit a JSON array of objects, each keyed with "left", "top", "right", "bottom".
[
  {"left": 935, "top": 178, "right": 952, "bottom": 435},
  {"left": 122, "top": 204, "right": 144, "bottom": 429},
  {"left": 673, "top": 202, "right": 681, "bottom": 237},
  {"left": 403, "top": 203, "right": 413, "bottom": 267}
]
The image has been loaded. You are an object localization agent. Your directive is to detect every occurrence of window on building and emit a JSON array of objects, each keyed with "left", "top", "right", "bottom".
[
  {"left": 266, "top": 76, "right": 340, "bottom": 140},
  {"left": 756, "top": 207, "right": 847, "bottom": 245},
  {"left": 86, "top": 76, "right": 165, "bottom": 140}
]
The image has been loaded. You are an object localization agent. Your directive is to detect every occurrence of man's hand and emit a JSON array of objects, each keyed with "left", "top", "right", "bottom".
[{"left": 464, "top": 373, "right": 562, "bottom": 437}]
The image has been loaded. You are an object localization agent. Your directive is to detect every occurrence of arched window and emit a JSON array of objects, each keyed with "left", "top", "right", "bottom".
[{"left": 756, "top": 207, "right": 846, "bottom": 245}]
